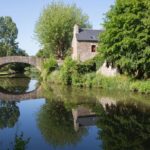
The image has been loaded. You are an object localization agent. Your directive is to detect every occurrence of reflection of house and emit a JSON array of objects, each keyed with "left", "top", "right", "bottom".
[
  {"left": 72, "top": 106, "right": 99, "bottom": 131},
  {"left": 72, "top": 24, "right": 102, "bottom": 62},
  {"left": 72, "top": 99, "right": 117, "bottom": 131}
]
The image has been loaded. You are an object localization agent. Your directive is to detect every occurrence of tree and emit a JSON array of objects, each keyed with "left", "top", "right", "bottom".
[
  {"left": 0, "top": 16, "right": 18, "bottom": 56},
  {"left": 99, "top": 0, "right": 150, "bottom": 78},
  {"left": 35, "top": 1, "right": 91, "bottom": 59}
]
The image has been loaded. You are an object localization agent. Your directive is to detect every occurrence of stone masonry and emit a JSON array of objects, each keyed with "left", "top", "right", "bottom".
[
  {"left": 72, "top": 24, "right": 101, "bottom": 62},
  {"left": 0, "top": 56, "right": 43, "bottom": 71}
]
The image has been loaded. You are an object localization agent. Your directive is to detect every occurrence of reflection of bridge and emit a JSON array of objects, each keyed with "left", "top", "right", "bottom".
[
  {"left": 0, "top": 86, "right": 42, "bottom": 101},
  {"left": 0, "top": 56, "right": 43, "bottom": 71}
]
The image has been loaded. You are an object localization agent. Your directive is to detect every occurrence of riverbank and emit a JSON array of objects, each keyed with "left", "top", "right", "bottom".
[
  {"left": 45, "top": 70, "right": 150, "bottom": 94},
  {"left": 40, "top": 57, "right": 150, "bottom": 95}
]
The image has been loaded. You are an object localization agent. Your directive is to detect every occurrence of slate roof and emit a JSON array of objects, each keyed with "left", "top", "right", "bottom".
[{"left": 76, "top": 28, "right": 102, "bottom": 42}]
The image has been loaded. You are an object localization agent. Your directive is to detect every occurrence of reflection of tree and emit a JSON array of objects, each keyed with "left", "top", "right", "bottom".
[
  {"left": 4, "top": 132, "right": 30, "bottom": 150},
  {"left": 97, "top": 102, "right": 150, "bottom": 150},
  {"left": 12, "top": 133, "right": 30, "bottom": 150},
  {"left": 0, "top": 78, "right": 30, "bottom": 94},
  {"left": 0, "top": 101, "right": 20, "bottom": 128},
  {"left": 38, "top": 99, "right": 87, "bottom": 147}
]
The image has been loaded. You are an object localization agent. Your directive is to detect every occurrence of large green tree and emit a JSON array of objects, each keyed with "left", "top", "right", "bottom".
[
  {"left": 35, "top": 1, "right": 91, "bottom": 58},
  {"left": 0, "top": 16, "right": 18, "bottom": 56},
  {"left": 99, "top": 0, "right": 150, "bottom": 78}
]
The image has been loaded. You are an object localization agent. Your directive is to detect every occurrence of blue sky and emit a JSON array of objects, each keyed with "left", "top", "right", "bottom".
[{"left": 0, "top": 0, "right": 115, "bottom": 55}]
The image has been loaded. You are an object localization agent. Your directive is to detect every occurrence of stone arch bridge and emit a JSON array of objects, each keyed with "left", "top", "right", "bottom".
[{"left": 0, "top": 56, "right": 43, "bottom": 71}]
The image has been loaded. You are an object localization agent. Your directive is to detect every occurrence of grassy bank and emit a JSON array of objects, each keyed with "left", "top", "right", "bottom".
[
  {"left": 45, "top": 71, "right": 150, "bottom": 94},
  {"left": 41, "top": 57, "right": 150, "bottom": 94}
]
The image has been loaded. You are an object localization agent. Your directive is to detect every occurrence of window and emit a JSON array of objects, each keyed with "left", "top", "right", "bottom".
[{"left": 91, "top": 45, "right": 96, "bottom": 52}]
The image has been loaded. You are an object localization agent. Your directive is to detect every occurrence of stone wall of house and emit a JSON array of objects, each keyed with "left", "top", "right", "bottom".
[
  {"left": 71, "top": 34, "right": 78, "bottom": 60},
  {"left": 97, "top": 62, "right": 119, "bottom": 77},
  {"left": 71, "top": 25, "right": 79, "bottom": 60},
  {"left": 71, "top": 24, "right": 98, "bottom": 62},
  {"left": 76, "top": 41, "right": 98, "bottom": 62}
]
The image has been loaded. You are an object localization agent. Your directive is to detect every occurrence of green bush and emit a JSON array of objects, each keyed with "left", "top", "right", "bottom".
[
  {"left": 130, "top": 80, "right": 150, "bottom": 94},
  {"left": 77, "top": 55, "right": 104, "bottom": 74},
  {"left": 47, "top": 70, "right": 61, "bottom": 84},
  {"left": 43, "top": 57, "right": 58, "bottom": 73},
  {"left": 60, "top": 57, "right": 77, "bottom": 85}
]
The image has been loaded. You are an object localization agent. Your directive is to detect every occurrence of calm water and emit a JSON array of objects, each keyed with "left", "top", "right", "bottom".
[{"left": 0, "top": 78, "right": 149, "bottom": 150}]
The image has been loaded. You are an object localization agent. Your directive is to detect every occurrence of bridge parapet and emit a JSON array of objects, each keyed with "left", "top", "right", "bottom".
[{"left": 0, "top": 56, "right": 43, "bottom": 71}]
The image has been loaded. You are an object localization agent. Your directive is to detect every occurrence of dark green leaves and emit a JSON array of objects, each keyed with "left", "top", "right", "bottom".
[
  {"left": 99, "top": 0, "right": 150, "bottom": 78},
  {"left": 0, "top": 16, "right": 18, "bottom": 56}
]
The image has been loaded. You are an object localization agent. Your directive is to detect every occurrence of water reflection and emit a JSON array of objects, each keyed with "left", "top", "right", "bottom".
[
  {"left": 96, "top": 102, "right": 150, "bottom": 150},
  {"left": 0, "top": 77, "right": 30, "bottom": 94},
  {"left": 72, "top": 105, "right": 99, "bottom": 132},
  {"left": 0, "top": 78, "right": 149, "bottom": 150},
  {"left": 0, "top": 101, "right": 19, "bottom": 129},
  {"left": 38, "top": 99, "right": 87, "bottom": 148},
  {"left": 0, "top": 78, "right": 41, "bottom": 101},
  {"left": 8, "top": 133, "right": 30, "bottom": 150}
]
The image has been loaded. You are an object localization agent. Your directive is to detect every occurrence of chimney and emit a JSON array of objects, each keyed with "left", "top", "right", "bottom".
[{"left": 73, "top": 24, "right": 79, "bottom": 35}]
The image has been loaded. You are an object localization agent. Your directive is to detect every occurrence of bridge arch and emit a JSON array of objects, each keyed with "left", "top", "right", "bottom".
[
  {"left": 0, "top": 86, "right": 42, "bottom": 101},
  {"left": 0, "top": 56, "right": 43, "bottom": 71}
]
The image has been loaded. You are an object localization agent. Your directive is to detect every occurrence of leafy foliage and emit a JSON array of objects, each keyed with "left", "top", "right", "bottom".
[
  {"left": 99, "top": 0, "right": 150, "bottom": 78},
  {"left": 130, "top": 80, "right": 150, "bottom": 94},
  {"left": 0, "top": 16, "right": 18, "bottom": 56},
  {"left": 35, "top": 1, "right": 91, "bottom": 58},
  {"left": 42, "top": 57, "right": 58, "bottom": 73},
  {"left": 60, "top": 57, "right": 78, "bottom": 85}
]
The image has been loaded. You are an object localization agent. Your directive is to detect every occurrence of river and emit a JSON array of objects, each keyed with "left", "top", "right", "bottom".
[{"left": 0, "top": 77, "right": 149, "bottom": 150}]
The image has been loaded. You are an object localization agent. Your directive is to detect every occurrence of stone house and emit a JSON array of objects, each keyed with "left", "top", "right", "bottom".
[
  {"left": 71, "top": 24, "right": 119, "bottom": 77},
  {"left": 71, "top": 24, "right": 102, "bottom": 62}
]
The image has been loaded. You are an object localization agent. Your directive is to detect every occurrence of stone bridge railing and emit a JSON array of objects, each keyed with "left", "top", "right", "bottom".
[{"left": 0, "top": 56, "right": 43, "bottom": 71}]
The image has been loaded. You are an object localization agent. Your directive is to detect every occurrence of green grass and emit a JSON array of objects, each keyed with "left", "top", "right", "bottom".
[
  {"left": 45, "top": 70, "right": 150, "bottom": 94},
  {"left": 130, "top": 80, "right": 150, "bottom": 94}
]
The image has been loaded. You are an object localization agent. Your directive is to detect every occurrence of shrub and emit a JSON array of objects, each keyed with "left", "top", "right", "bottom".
[
  {"left": 43, "top": 57, "right": 58, "bottom": 73},
  {"left": 130, "top": 80, "right": 150, "bottom": 94},
  {"left": 47, "top": 70, "right": 61, "bottom": 84},
  {"left": 60, "top": 57, "right": 77, "bottom": 85},
  {"left": 77, "top": 62, "right": 96, "bottom": 74},
  {"left": 77, "top": 55, "right": 104, "bottom": 74}
]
